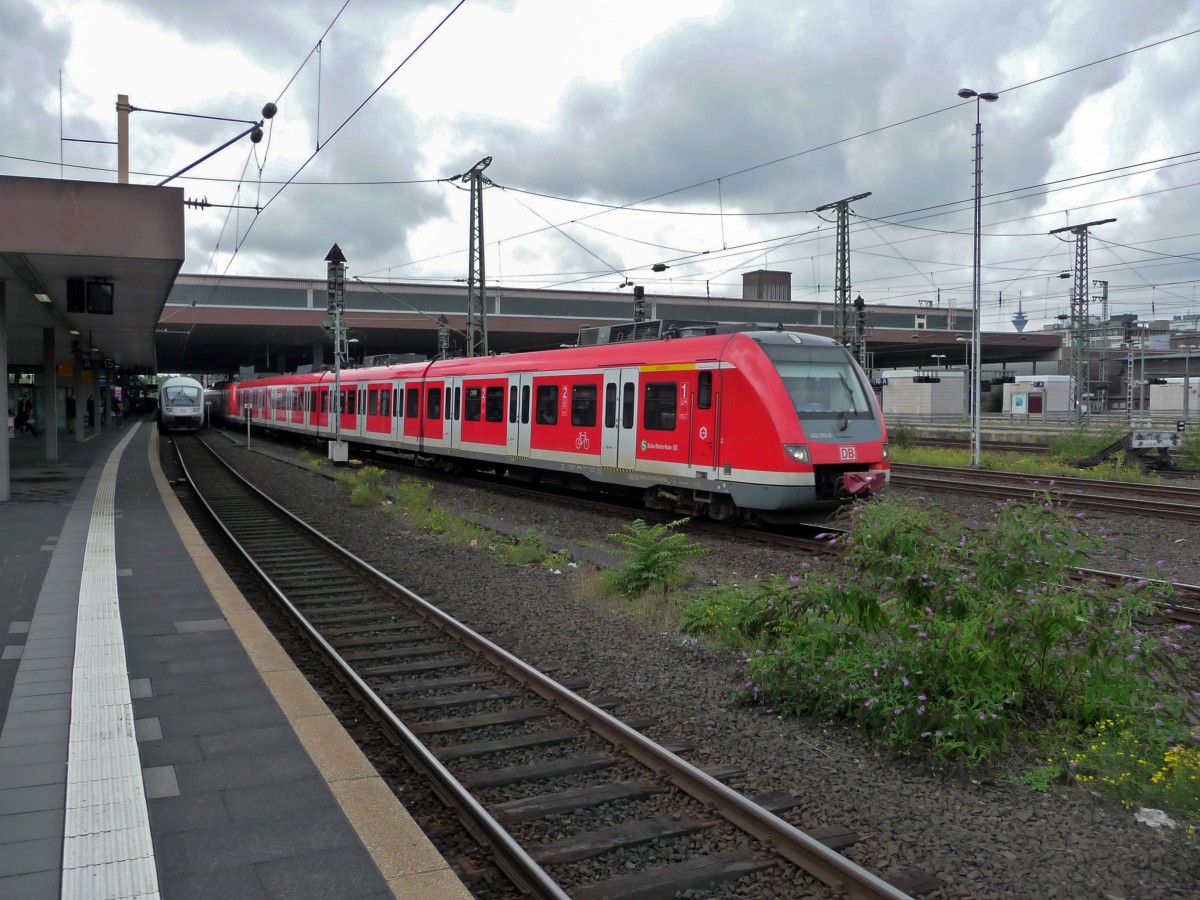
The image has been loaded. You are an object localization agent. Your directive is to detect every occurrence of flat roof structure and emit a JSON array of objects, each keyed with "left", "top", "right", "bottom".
[
  {"left": 0, "top": 175, "right": 184, "bottom": 372},
  {"left": 1, "top": 175, "right": 185, "bottom": 500}
]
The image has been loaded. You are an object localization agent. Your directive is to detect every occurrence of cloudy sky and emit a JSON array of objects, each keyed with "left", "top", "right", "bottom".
[{"left": 4, "top": 0, "right": 1200, "bottom": 335}]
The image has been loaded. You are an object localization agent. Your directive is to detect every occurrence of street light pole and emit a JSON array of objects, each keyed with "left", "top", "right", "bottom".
[
  {"left": 958, "top": 87, "right": 998, "bottom": 467},
  {"left": 956, "top": 335, "right": 971, "bottom": 418},
  {"left": 1184, "top": 345, "right": 1198, "bottom": 422}
]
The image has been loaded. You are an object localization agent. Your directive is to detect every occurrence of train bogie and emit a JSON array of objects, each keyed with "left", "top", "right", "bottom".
[{"left": 209, "top": 329, "right": 890, "bottom": 520}]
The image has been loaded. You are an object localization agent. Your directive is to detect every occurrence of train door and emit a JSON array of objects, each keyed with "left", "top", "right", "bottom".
[
  {"left": 690, "top": 368, "right": 718, "bottom": 470},
  {"left": 314, "top": 386, "right": 329, "bottom": 430},
  {"left": 290, "top": 387, "right": 304, "bottom": 426},
  {"left": 506, "top": 374, "right": 533, "bottom": 457},
  {"left": 601, "top": 368, "right": 639, "bottom": 469},
  {"left": 365, "top": 381, "right": 391, "bottom": 436},
  {"left": 422, "top": 380, "right": 445, "bottom": 446},
  {"left": 339, "top": 385, "right": 359, "bottom": 434},
  {"left": 443, "top": 376, "right": 461, "bottom": 448},
  {"left": 403, "top": 384, "right": 422, "bottom": 442}
]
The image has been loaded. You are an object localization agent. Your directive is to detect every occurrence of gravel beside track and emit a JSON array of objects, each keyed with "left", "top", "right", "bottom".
[{"left": 194, "top": 434, "right": 1200, "bottom": 899}]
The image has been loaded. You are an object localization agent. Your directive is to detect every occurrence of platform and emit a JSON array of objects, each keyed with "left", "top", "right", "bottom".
[{"left": 0, "top": 419, "right": 470, "bottom": 899}]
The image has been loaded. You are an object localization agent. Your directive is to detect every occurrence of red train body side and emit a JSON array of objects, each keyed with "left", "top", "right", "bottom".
[{"left": 209, "top": 329, "right": 889, "bottom": 521}]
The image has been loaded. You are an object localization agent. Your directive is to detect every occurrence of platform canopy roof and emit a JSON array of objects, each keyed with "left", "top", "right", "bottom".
[{"left": 0, "top": 175, "right": 184, "bottom": 374}]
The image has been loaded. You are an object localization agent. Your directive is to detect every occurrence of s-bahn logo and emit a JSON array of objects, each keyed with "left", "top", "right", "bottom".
[{"left": 839, "top": 446, "right": 857, "bottom": 461}]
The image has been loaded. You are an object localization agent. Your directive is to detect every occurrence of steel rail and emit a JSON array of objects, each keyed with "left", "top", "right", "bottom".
[
  {"left": 890, "top": 465, "right": 1200, "bottom": 522},
  {"left": 172, "top": 437, "right": 570, "bottom": 900},
  {"left": 178, "top": 435, "right": 912, "bottom": 900}
]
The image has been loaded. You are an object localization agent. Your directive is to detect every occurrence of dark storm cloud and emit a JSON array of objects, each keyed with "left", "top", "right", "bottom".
[
  {"left": 5, "top": 0, "right": 1199, "bottom": 326},
  {"left": 181, "top": 91, "right": 452, "bottom": 280},
  {"left": 459, "top": 1, "right": 1192, "bottom": 215},
  {"left": 434, "top": 0, "right": 1200, "bottom": 316}
]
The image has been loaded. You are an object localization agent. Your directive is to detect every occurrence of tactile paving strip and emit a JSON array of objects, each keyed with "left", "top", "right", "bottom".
[{"left": 61, "top": 425, "right": 160, "bottom": 900}]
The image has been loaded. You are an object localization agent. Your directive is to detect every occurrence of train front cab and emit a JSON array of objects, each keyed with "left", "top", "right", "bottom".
[{"left": 719, "top": 332, "right": 889, "bottom": 516}]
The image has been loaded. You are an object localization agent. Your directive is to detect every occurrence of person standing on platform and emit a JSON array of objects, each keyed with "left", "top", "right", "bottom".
[
  {"left": 86, "top": 395, "right": 95, "bottom": 427},
  {"left": 65, "top": 390, "right": 76, "bottom": 428},
  {"left": 114, "top": 397, "right": 124, "bottom": 427},
  {"left": 16, "top": 395, "right": 39, "bottom": 436}
]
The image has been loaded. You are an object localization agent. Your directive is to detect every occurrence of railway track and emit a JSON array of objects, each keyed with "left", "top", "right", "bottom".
[
  {"left": 890, "top": 463, "right": 1200, "bottom": 522},
  {"left": 170, "top": 434, "right": 925, "bottom": 899}
]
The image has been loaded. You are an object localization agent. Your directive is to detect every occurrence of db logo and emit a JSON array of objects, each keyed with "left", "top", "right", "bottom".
[{"left": 839, "top": 447, "right": 857, "bottom": 461}]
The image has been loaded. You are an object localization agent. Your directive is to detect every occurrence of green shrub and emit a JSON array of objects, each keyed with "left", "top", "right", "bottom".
[
  {"left": 1178, "top": 435, "right": 1200, "bottom": 471},
  {"left": 682, "top": 495, "right": 1195, "bottom": 787},
  {"left": 501, "top": 529, "right": 560, "bottom": 567},
  {"left": 1047, "top": 424, "right": 1129, "bottom": 464},
  {"left": 887, "top": 421, "right": 918, "bottom": 448},
  {"left": 336, "top": 465, "right": 387, "bottom": 507},
  {"left": 601, "top": 518, "right": 706, "bottom": 597}
]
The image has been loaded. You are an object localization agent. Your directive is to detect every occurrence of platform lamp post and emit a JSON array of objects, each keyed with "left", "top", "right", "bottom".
[
  {"left": 956, "top": 335, "right": 971, "bottom": 420},
  {"left": 958, "top": 87, "right": 999, "bottom": 468},
  {"left": 325, "top": 243, "right": 348, "bottom": 464}
]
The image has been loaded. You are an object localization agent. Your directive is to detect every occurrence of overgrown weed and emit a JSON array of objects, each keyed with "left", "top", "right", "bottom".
[
  {"left": 600, "top": 518, "right": 706, "bottom": 597},
  {"left": 680, "top": 494, "right": 1198, "bottom": 819},
  {"left": 336, "top": 465, "right": 388, "bottom": 507}
]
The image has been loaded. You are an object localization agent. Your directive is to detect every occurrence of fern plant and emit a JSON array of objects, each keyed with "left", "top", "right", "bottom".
[{"left": 603, "top": 518, "right": 706, "bottom": 597}]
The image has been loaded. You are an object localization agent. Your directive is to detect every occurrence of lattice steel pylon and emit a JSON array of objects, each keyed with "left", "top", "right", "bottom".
[
  {"left": 1049, "top": 217, "right": 1115, "bottom": 419},
  {"left": 1093, "top": 279, "right": 1109, "bottom": 410},
  {"left": 463, "top": 156, "right": 492, "bottom": 357},
  {"left": 815, "top": 192, "right": 870, "bottom": 349}
]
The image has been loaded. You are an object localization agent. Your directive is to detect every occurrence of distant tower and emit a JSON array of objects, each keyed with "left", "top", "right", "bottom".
[
  {"left": 1011, "top": 301, "right": 1028, "bottom": 333},
  {"left": 741, "top": 269, "right": 791, "bottom": 301}
]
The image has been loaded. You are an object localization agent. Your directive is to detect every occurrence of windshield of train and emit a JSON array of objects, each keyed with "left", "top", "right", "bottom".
[
  {"left": 761, "top": 345, "right": 874, "bottom": 420},
  {"left": 162, "top": 384, "right": 201, "bottom": 406}
]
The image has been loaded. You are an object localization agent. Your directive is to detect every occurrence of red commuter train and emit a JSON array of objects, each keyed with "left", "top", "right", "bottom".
[{"left": 208, "top": 325, "right": 890, "bottom": 522}]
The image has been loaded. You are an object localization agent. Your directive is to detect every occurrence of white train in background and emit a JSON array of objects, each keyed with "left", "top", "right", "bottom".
[{"left": 157, "top": 376, "right": 207, "bottom": 433}]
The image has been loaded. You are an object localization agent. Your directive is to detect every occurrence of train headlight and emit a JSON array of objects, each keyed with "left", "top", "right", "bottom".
[
  {"left": 783, "top": 443, "right": 811, "bottom": 464},
  {"left": 881, "top": 442, "right": 890, "bottom": 462}
]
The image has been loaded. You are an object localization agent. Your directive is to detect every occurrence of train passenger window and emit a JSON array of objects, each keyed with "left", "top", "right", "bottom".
[
  {"left": 320, "top": 391, "right": 327, "bottom": 414},
  {"left": 380, "top": 389, "right": 391, "bottom": 418},
  {"left": 535, "top": 385, "right": 557, "bottom": 425},
  {"left": 486, "top": 386, "right": 505, "bottom": 422},
  {"left": 406, "top": 387, "right": 420, "bottom": 418},
  {"left": 643, "top": 382, "right": 677, "bottom": 431},
  {"left": 605, "top": 384, "right": 617, "bottom": 428},
  {"left": 368, "top": 389, "right": 379, "bottom": 416},
  {"left": 521, "top": 385, "right": 531, "bottom": 424},
  {"left": 427, "top": 387, "right": 442, "bottom": 419},
  {"left": 452, "top": 387, "right": 460, "bottom": 420},
  {"left": 571, "top": 384, "right": 597, "bottom": 427},
  {"left": 465, "top": 386, "right": 482, "bottom": 421},
  {"left": 621, "top": 382, "right": 635, "bottom": 429},
  {"left": 697, "top": 371, "right": 712, "bottom": 410},
  {"left": 509, "top": 386, "right": 518, "bottom": 424}
]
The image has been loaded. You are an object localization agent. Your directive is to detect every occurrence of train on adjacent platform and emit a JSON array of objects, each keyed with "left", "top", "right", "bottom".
[
  {"left": 207, "top": 325, "right": 890, "bottom": 522},
  {"left": 157, "top": 375, "right": 208, "bottom": 433}
]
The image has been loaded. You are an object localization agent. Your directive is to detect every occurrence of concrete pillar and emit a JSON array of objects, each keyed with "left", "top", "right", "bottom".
[
  {"left": 117, "top": 94, "right": 131, "bottom": 184},
  {"left": 73, "top": 349, "right": 85, "bottom": 442},
  {"left": 91, "top": 372, "right": 102, "bottom": 433},
  {"left": 42, "top": 327, "right": 58, "bottom": 461},
  {"left": 0, "top": 281, "right": 9, "bottom": 502}
]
